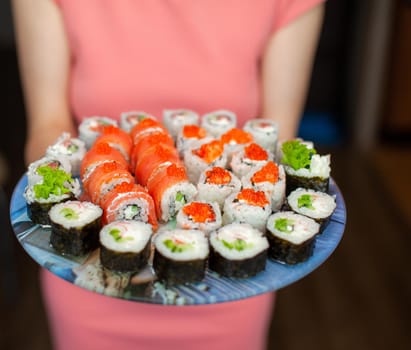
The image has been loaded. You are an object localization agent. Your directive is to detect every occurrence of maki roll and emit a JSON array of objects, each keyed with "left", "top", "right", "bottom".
[
  {"left": 196, "top": 166, "right": 241, "bottom": 209},
  {"left": 209, "top": 223, "right": 269, "bottom": 278},
  {"left": 27, "top": 156, "right": 72, "bottom": 187},
  {"left": 279, "top": 139, "right": 331, "bottom": 194},
  {"left": 286, "top": 188, "right": 336, "bottom": 232},
  {"left": 184, "top": 140, "right": 227, "bottom": 184},
  {"left": 100, "top": 220, "right": 152, "bottom": 273},
  {"left": 266, "top": 211, "right": 320, "bottom": 264},
  {"left": 241, "top": 161, "right": 286, "bottom": 212},
  {"left": 163, "top": 109, "right": 200, "bottom": 140},
  {"left": 201, "top": 109, "right": 237, "bottom": 138},
  {"left": 120, "top": 110, "right": 156, "bottom": 133},
  {"left": 230, "top": 142, "right": 272, "bottom": 178},
  {"left": 176, "top": 124, "right": 213, "bottom": 158},
  {"left": 223, "top": 188, "right": 271, "bottom": 232},
  {"left": 93, "top": 125, "right": 133, "bottom": 161},
  {"left": 176, "top": 201, "right": 222, "bottom": 235},
  {"left": 243, "top": 118, "right": 279, "bottom": 154},
  {"left": 130, "top": 118, "right": 169, "bottom": 146},
  {"left": 78, "top": 116, "right": 118, "bottom": 149},
  {"left": 220, "top": 128, "right": 254, "bottom": 163},
  {"left": 49, "top": 200, "right": 103, "bottom": 256},
  {"left": 24, "top": 165, "right": 81, "bottom": 225},
  {"left": 46, "top": 133, "right": 86, "bottom": 177},
  {"left": 153, "top": 229, "right": 209, "bottom": 285}
]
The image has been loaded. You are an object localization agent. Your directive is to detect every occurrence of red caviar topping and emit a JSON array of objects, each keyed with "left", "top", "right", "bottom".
[
  {"left": 251, "top": 161, "right": 279, "bottom": 184},
  {"left": 244, "top": 143, "right": 268, "bottom": 161},
  {"left": 183, "top": 125, "right": 207, "bottom": 139},
  {"left": 205, "top": 167, "right": 231, "bottom": 185},
  {"left": 182, "top": 202, "right": 216, "bottom": 223},
  {"left": 237, "top": 188, "right": 269, "bottom": 207},
  {"left": 221, "top": 128, "right": 253, "bottom": 145},
  {"left": 193, "top": 140, "right": 224, "bottom": 163},
  {"left": 166, "top": 163, "right": 187, "bottom": 178},
  {"left": 93, "top": 142, "right": 114, "bottom": 154}
]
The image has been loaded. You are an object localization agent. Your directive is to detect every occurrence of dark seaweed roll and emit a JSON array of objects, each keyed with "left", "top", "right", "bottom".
[
  {"left": 266, "top": 211, "right": 320, "bottom": 264},
  {"left": 100, "top": 220, "right": 152, "bottom": 273},
  {"left": 286, "top": 188, "right": 336, "bottom": 232},
  {"left": 153, "top": 229, "right": 209, "bottom": 285},
  {"left": 209, "top": 223, "right": 269, "bottom": 278},
  {"left": 49, "top": 200, "right": 103, "bottom": 256}
]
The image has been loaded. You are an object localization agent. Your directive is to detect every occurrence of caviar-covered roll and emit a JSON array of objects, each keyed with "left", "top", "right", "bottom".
[
  {"left": 184, "top": 140, "right": 227, "bottom": 184},
  {"left": 46, "top": 133, "right": 86, "bottom": 177},
  {"left": 176, "top": 124, "right": 213, "bottom": 158},
  {"left": 243, "top": 118, "right": 279, "bottom": 154},
  {"left": 163, "top": 109, "right": 200, "bottom": 140},
  {"left": 241, "top": 161, "right": 286, "bottom": 212},
  {"left": 78, "top": 116, "right": 118, "bottom": 149},
  {"left": 286, "top": 188, "right": 336, "bottom": 232},
  {"left": 201, "top": 109, "right": 237, "bottom": 138},
  {"left": 196, "top": 166, "right": 241, "bottom": 209},
  {"left": 230, "top": 142, "right": 272, "bottom": 178},
  {"left": 223, "top": 188, "right": 271, "bottom": 232},
  {"left": 100, "top": 220, "right": 152, "bottom": 273},
  {"left": 153, "top": 229, "right": 209, "bottom": 285},
  {"left": 120, "top": 110, "right": 157, "bottom": 133},
  {"left": 24, "top": 165, "right": 81, "bottom": 225},
  {"left": 279, "top": 139, "right": 331, "bottom": 194},
  {"left": 220, "top": 128, "right": 254, "bottom": 163},
  {"left": 266, "top": 211, "right": 320, "bottom": 264},
  {"left": 176, "top": 201, "right": 222, "bottom": 235},
  {"left": 49, "top": 200, "right": 103, "bottom": 256},
  {"left": 209, "top": 223, "right": 269, "bottom": 278},
  {"left": 93, "top": 125, "right": 133, "bottom": 161},
  {"left": 27, "top": 156, "right": 72, "bottom": 187}
]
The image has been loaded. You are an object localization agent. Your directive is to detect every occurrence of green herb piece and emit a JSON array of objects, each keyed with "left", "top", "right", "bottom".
[
  {"left": 124, "top": 205, "right": 140, "bottom": 220},
  {"left": 281, "top": 140, "right": 316, "bottom": 171},
  {"left": 109, "top": 228, "right": 134, "bottom": 243},
  {"left": 33, "top": 166, "right": 74, "bottom": 199},
  {"left": 59, "top": 207, "right": 79, "bottom": 220},
  {"left": 175, "top": 191, "right": 186, "bottom": 204},
  {"left": 67, "top": 143, "right": 79, "bottom": 153},
  {"left": 274, "top": 218, "right": 294, "bottom": 233},
  {"left": 298, "top": 194, "right": 315, "bottom": 209},
  {"left": 222, "top": 239, "right": 253, "bottom": 251},
  {"left": 163, "top": 239, "right": 192, "bottom": 253}
]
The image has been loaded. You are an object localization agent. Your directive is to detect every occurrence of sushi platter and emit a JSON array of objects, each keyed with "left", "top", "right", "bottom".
[{"left": 10, "top": 111, "right": 346, "bottom": 305}]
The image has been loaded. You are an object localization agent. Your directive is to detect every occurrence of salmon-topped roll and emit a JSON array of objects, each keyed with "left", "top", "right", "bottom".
[
  {"left": 130, "top": 118, "right": 168, "bottom": 145},
  {"left": 94, "top": 125, "right": 133, "bottom": 161}
]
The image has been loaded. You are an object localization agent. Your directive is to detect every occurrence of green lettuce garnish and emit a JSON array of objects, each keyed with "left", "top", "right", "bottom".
[
  {"left": 175, "top": 191, "right": 186, "bottom": 204},
  {"left": 59, "top": 207, "right": 79, "bottom": 220},
  {"left": 281, "top": 140, "right": 316, "bottom": 170},
  {"left": 274, "top": 218, "right": 294, "bottom": 233},
  {"left": 109, "top": 228, "right": 134, "bottom": 243},
  {"left": 163, "top": 239, "right": 193, "bottom": 253},
  {"left": 33, "top": 166, "right": 74, "bottom": 199},
  {"left": 222, "top": 239, "right": 253, "bottom": 251},
  {"left": 298, "top": 194, "right": 315, "bottom": 209}
]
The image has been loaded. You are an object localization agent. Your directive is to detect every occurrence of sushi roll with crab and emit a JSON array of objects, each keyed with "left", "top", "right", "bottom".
[
  {"left": 78, "top": 116, "right": 118, "bottom": 149},
  {"left": 176, "top": 201, "right": 222, "bottom": 235},
  {"left": 100, "top": 220, "right": 152, "bottom": 273},
  {"left": 49, "top": 200, "right": 103, "bottom": 256},
  {"left": 286, "top": 188, "right": 336, "bottom": 232},
  {"left": 266, "top": 211, "right": 320, "bottom": 264},
  {"left": 196, "top": 166, "right": 241, "bottom": 209},
  {"left": 209, "top": 223, "right": 269, "bottom": 278},
  {"left": 201, "top": 109, "right": 237, "bottom": 138},
  {"left": 120, "top": 110, "right": 156, "bottom": 133},
  {"left": 153, "top": 229, "right": 209, "bottom": 285},
  {"left": 230, "top": 142, "right": 273, "bottom": 178},
  {"left": 223, "top": 188, "right": 271, "bottom": 232},
  {"left": 46, "top": 133, "right": 86, "bottom": 177},
  {"left": 243, "top": 118, "right": 279, "bottom": 154},
  {"left": 279, "top": 139, "right": 331, "bottom": 194},
  {"left": 163, "top": 109, "right": 200, "bottom": 140}
]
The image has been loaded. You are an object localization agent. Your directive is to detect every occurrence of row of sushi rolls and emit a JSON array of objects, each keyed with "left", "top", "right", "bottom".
[{"left": 24, "top": 109, "right": 336, "bottom": 286}]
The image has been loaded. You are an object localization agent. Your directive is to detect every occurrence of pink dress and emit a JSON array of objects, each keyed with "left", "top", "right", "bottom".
[{"left": 43, "top": 1, "right": 324, "bottom": 349}]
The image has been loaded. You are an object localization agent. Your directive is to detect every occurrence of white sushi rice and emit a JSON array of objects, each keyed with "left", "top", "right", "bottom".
[
  {"left": 287, "top": 188, "right": 336, "bottom": 220},
  {"left": 49, "top": 200, "right": 102, "bottom": 229},
  {"left": 176, "top": 132, "right": 214, "bottom": 159},
  {"left": 201, "top": 110, "right": 237, "bottom": 138},
  {"left": 120, "top": 110, "right": 157, "bottom": 133},
  {"left": 230, "top": 145, "right": 273, "bottom": 179},
  {"left": 243, "top": 118, "right": 279, "bottom": 154},
  {"left": 100, "top": 220, "right": 152, "bottom": 253},
  {"left": 176, "top": 201, "right": 222, "bottom": 234},
  {"left": 284, "top": 154, "right": 331, "bottom": 179},
  {"left": 153, "top": 229, "right": 209, "bottom": 261},
  {"left": 266, "top": 211, "right": 320, "bottom": 245},
  {"left": 78, "top": 116, "right": 118, "bottom": 149},
  {"left": 163, "top": 109, "right": 200, "bottom": 139},
  {"left": 46, "top": 133, "right": 86, "bottom": 177},
  {"left": 196, "top": 167, "right": 241, "bottom": 208},
  {"left": 209, "top": 223, "right": 269, "bottom": 260}
]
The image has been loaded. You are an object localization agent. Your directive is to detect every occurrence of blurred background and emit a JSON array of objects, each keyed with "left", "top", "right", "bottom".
[{"left": 0, "top": 0, "right": 410, "bottom": 349}]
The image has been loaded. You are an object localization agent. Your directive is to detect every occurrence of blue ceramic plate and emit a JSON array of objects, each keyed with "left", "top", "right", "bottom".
[{"left": 10, "top": 175, "right": 346, "bottom": 305}]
